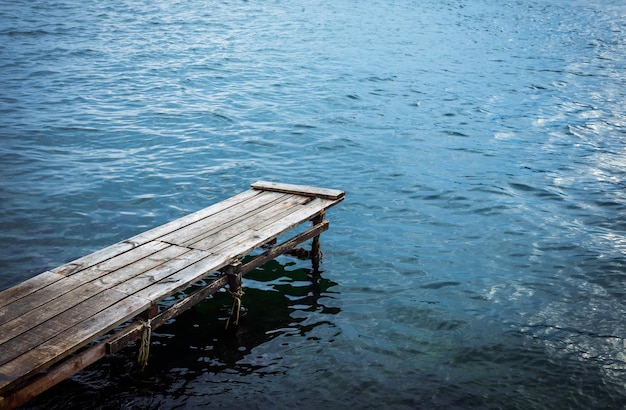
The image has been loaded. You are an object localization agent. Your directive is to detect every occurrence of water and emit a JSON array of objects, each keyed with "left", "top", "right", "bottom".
[{"left": 1, "top": 0, "right": 625, "bottom": 408}]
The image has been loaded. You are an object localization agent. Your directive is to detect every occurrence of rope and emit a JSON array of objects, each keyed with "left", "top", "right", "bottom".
[
  {"left": 225, "top": 288, "right": 244, "bottom": 329},
  {"left": 137, "top": 318, "right": 152, "bottom": 371}
]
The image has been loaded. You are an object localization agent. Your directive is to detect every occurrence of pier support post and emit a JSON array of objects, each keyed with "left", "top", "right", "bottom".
[
  {"left": 311, "top": 212, "right": 325, "bottom": 274},
  {"left": 137, "top": 305, "right": 158, "bottom": 372},
  {"left": 224, "top": 262, "right": 243, "bottom": 329}
]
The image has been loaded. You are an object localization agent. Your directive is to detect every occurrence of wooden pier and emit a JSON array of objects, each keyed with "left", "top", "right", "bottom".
[{"left": 0, "top": 181, "right": 344, "bottom": 409}]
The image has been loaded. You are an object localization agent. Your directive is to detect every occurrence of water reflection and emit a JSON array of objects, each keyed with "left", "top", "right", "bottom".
[{"left": 150, "top": 258, "right": 340, "bottom": 374}]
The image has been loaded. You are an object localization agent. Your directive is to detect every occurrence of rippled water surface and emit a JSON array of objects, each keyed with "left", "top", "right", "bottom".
[{"left": 1, "top": 0, "right": 625, "bottom": 408}]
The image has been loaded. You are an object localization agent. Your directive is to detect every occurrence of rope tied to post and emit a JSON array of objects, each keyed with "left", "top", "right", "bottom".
[
  {"left": 225, "top": 287, "right": 244, "bottom": 329},
  {"left": 137, "top": 318, "right": 152, "bottom": 371}
]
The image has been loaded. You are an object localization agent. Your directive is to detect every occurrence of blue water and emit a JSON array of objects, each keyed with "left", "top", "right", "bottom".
[{"left": 1, "top": 0, "right": 625, "bottom": 408}]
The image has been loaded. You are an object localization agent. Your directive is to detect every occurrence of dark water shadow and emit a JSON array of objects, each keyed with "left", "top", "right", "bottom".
[{"left": 23, "top": 258, "right": 340, "bottom": 410}]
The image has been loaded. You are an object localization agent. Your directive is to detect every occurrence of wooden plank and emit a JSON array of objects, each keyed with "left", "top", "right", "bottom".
[
  {"left": 131, "top": 208, "right": 335, "bottom": 313},
  {"left": 1, "top": 248, "right": 224, "bottom": 382},
  {"left": 0, "top": 244, "right": 191, "bottom": 347},
  {"left": 0, "top": 285, "right": 148, "bottom": 368},
  {"left": 187, "top": 196, "right": 311, "bottom": 253},
  {"left": 0, "top": 271, "right": 65, "bottom": 309},
  {"left": 184, "top": 194, "right": 311, "bottom": 250},
  {"left": 129, "top": 210, "right": 329, "bottom": 307},
  {"left": 115, "top": 193, "right": 330, "bottom": 303},
  {"left": 53, "top": 242, "right": 171, "bottom": 282},
  {"left": 131, "top": 253, "right": 232, "bottom": 303},
  {"left": 0, "top": 242, "right": 169, "bottom": 327},
  {"left": 204, "top": 198, "right": 335, "bottom": 260},
  {"left": 0, "top": 280, "right": 101, "bottom": 348},
  {"left": 249, "top": 198, "right": 333, "bottom": 235},
  {"left": 109, "top": 248, "right": 210, "bottom": 299},
  {"left": 0, "top": 340, "right": 107, "bottom": 409},
  {"left": 82, "top": 243, "right": 189, "bottom": 289},
  {"left": 158, "top": 191, "right": 288, "bottom": 247},
  {"left": 0, "top": 291, "right": 149, "bottom": 395},
  {"left": 251, "top": 181, "right": 345, "bottom": 200},
  {"left": 126, "top": 189, "right": 262, "bottom": 245},
  {"left": 66, "top": 241, "right": 173, "bottom": 287},
  {"left": 175, "top": 192, "right": 304, "bottom": 247},
  {"left": 0, "top": 241, "right": 167, "bottom": 324},
  {"left": 1, "top": 273, "right": 230, "bottom": 406},
  {"left": 49, "top": 240, "right": 138, "bottom": 278},
  {"left": 177, "top": 193, "right": 308, "bottom": 248},
  {"left": 0, "top": 275, "right": 83, "bottom": 328}
]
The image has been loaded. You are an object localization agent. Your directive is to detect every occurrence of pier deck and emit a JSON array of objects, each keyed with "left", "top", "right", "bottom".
[{"left": 0, "top": 181, "right": 344, "bottom": 409}]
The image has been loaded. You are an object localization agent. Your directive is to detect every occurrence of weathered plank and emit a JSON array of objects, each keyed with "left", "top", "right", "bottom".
[
  {"left": 0, "top": 244, "right": 192, "bottom": 347},
  {"left": 0, "top": 339, "right": 108, "bottom": 409},
  {"left": 188, "top": 194, "right": 312, "bottom": 251},
  {"left": 128, "top": 189, "right": 262, "bottom": 245},
  {"left": 0, "top": 286, "right": 148, "bottom": 368},
  {"left": 247, "top": 198, "right": 336, "bottom": 245},
  {"left": 180, "top": 194, "right": 311, "bottom": 249},
  {"left": 159, "top": 191, "right": 289, "bottom": 247},
  {"left": 110, "top": 248, "right": 211, "bottom": 300},
  {"left": 82, "top": 243, "right": 189, "bottom": 289},
  {"left": 0, "top": 242, "right": 169, "bottom": 327},
  {"left": 0, "top": 291, "right": 149, "bottom": 394},
  {"left": 252, "top": 180, "right": 345, "bottom": 200},
  {"left": 0, "top": 275, "right": 83, "bottom": 328},
  {"left": 0, "top": 271, "right": 65, "bottom": 309},
  {"left": 0, "top": 279, "right": 99, "bottom": 347},
  {"left": 131, "top": 253, "right": 232, "bottom": 303},
  {"left": 47, "top": 241, "right": 165, "bottom": 287},
  {"left": 49, "top": 240, "right": 137, "bottom": 278},
  {"left": 203, "top": 198, "right": 335, "bottom": 260}
]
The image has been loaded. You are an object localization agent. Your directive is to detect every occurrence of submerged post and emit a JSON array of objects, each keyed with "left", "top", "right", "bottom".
[
  {"left": 224, "top": 262, "right": 243, "bottom": 329},
  {"left": 137, "top": 305, "right": 158, "bottom": 372},
  {"left": 311, "top": 212, "right": 325, "bottom": 274}
]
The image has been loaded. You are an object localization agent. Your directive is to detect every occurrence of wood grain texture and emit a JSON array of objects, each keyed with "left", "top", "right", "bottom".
[{"left": 251, "top": 181, "right": 345, "bottom": 200}]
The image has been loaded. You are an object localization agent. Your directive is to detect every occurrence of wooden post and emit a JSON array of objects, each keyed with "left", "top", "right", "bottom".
[
  {"left": 136, "top": 305, "right": 158, "bottom": 372},
  {"left": 224, "top": 262, "right": 243, "bottom": 329},
  {"left": 311, "top": 212, "right": 325, "bottom": 274}
]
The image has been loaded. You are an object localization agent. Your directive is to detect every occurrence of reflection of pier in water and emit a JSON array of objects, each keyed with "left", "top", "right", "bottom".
[{"left": 152, "top": 258, "right": 341, "bottom": 375}]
